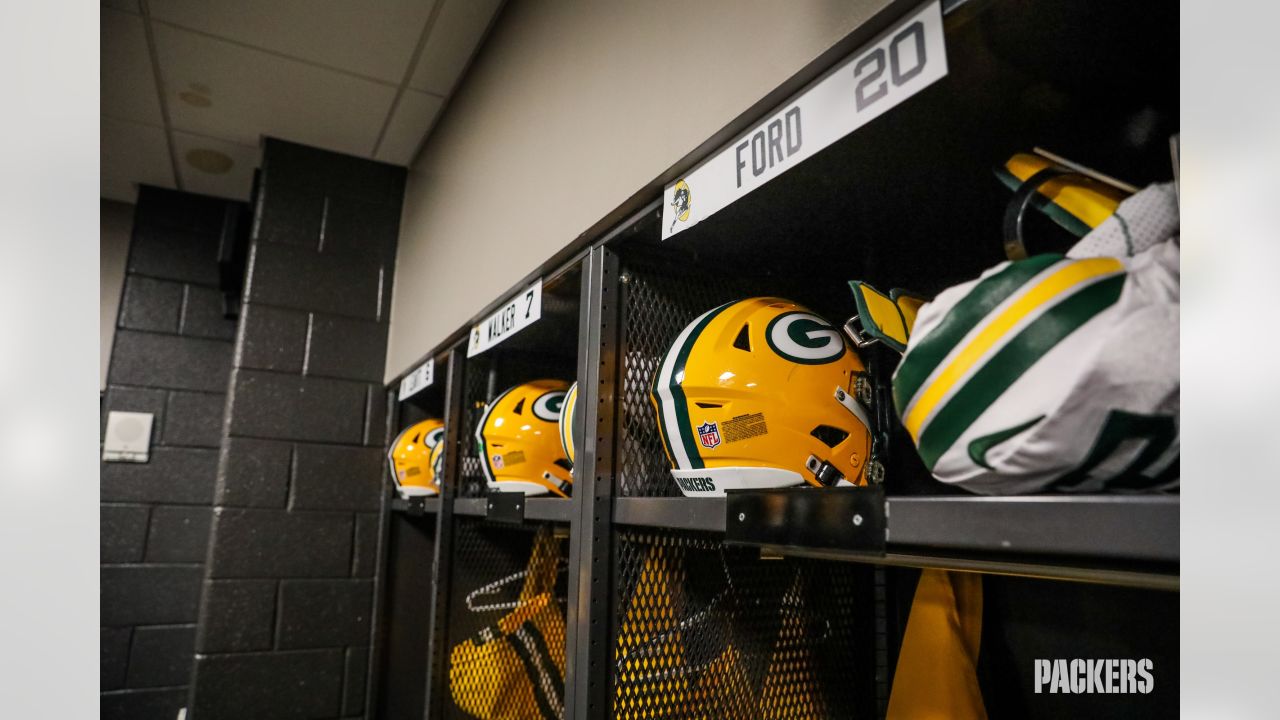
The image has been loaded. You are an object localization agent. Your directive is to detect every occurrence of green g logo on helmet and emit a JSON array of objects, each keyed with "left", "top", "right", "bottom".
[
  {"left": 424, "top": 426, "right": 445, "bottom": 449},
  {"left": 532, "top": 391, "right": 566, "bottom": 422},
  {"left": 765, "top": 311, "right": 847, "bottom": 365}
]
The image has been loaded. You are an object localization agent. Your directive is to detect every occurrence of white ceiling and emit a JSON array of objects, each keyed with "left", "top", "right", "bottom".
[{"left": 101, "top": 0, "right": 503, "bottom": 203}]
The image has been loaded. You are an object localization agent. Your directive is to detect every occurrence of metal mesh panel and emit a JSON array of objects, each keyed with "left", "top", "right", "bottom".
[
  {"left": 458, "top": 355, "right": 493, "bottom": 498},
  {"left": 616, "top": 257, "right": 753, "bottom": 497},
  {"left": 611, "top": 529, "right": 876, "bottom": 719},
  {"left": 445, "top": 519, "right": 569, "bottom": 719},
  {"left": 872, "top": 567, "right": 889, "bottom": 717}
]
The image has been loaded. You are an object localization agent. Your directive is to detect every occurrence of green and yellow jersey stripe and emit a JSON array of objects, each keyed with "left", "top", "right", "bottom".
[{"left": 897, "top": 256, "right": 1126, "bottom": 469}]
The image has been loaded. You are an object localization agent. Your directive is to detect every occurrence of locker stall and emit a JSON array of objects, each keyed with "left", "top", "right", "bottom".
[
  {"left": 437, "top": 260, "right": 581, "bottom": 719},
  {"left": 373, "top": 507, "right": 437, "bottom": 719},
  {"left": 373, "top": 351, "right": 452, "bottom": 719},
  {"left": 376, "top": 260, "right": 586, "bottom": 719},
  {"left": 453, "top": 264, "right": 581, "bottom": 500},
  {"left": 374, "top": 0, "right": 1180, "bottom": 717}
]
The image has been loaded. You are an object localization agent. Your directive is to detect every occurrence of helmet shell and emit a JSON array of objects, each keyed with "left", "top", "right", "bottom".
[
  {"left": 650, "top": 297, "right": 873, "bottom": 497},
  {"left": 388, "top": 418, "right": 445, "bottom": 497},
  {"left": 476, "top": 380, "right": 573, "bottom": 496}
]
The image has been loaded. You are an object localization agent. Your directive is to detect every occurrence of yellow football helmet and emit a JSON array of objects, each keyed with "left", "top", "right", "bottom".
[
  {"left": 388, "top": 418, "right": 445, "bottom": 497},
  {"left": 650, "top": 297, "right": 875, "bottom": 497},
  {"left": 558, "top": 381, "right": 579, "bottom": 468},
  {"left": 476, "top": 380, "right": 573, "bottom": 497}
]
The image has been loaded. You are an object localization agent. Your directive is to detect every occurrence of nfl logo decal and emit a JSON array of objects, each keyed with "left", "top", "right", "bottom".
[
  {"left": 697, "top": 422, "right": 721, "bottom": 449},
  {"left": 492, "top": 454, "right": 505, "bottom": 469}
]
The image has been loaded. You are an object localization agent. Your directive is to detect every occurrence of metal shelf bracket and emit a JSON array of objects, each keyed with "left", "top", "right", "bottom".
[{"left": 724, "top": 487, "right": 887, "bottom": 555}]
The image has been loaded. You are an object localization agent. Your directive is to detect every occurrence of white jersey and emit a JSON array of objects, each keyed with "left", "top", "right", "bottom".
[{"left": 894, "top": 184, "right": 1179, "bottom": 494}]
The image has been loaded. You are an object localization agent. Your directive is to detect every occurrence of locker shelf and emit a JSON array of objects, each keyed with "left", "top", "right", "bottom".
[
  {"left": 453, "top": 496, "right": 575, "bottom": 524},
  {"left": 389, "top": 496, "right": 440, "bottom": 515},
  {"left": 885, "top": 495, "right": 1178, "bottom": 563},
  {"left": 613, "top": 497, "right": 726, "bottom": 533},
  {"left": 614, "top": 492, "right": 1178, "bottom": 590}
]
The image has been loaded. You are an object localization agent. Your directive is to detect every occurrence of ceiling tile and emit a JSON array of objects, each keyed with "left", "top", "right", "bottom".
[
  {"left": 102, "top": 117, "right": 175, "bottom": 203},
  {"left": 173, "top": 132, "right": 260, "bottom": 200},
  {"left": 155, "top": 24, "right": 397, "bottom": 157},
  {"left": 102, "top": 8, "right": 163, "bottom": 125},
  {"left": 409, "top": 0, "right": 502, "bottom": 95},
  {"left": 101, "top": 175, "right": 139, "bottom": 204},
  {"left": 375, "top": 91, "right": 445, "bottom": 165},
  {"left": 149, "top": 0, "right": 437, "bottom": 84}
]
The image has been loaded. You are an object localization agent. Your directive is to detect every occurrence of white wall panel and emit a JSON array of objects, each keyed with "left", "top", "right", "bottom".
[{"left": 386, "top": 0, "right": 890, "bottom": 380}]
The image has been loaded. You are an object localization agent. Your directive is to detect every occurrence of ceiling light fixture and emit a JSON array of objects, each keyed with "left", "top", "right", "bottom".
[
  {"left": 186, "top": 149, "right": 233, "bottom": 175},
  {"left": 179, "top": 91, "right": 212, "bottom": 108},
  {"left": 179, "top": 83, "right": 212, "bottom": 108}
]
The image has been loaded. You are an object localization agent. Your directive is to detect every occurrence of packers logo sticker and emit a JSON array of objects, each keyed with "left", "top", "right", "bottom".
[
  {"left": 424, "top": 427, "right": 445, "bottom": 448},
  {"left": 669, "top": 179, "right": 691, "bottom": 232},
  {"left": 765, "top": 311, "right": 846, "bottom": 364},
  {"left": 697, "top": 421, "right": 721, "bottom": 449},
  {"left": 532, "top": 391, "right": 566, "bottom": 422}
]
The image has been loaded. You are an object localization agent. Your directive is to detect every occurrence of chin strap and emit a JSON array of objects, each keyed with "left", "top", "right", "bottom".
[
  {"left": 529, "top": 471, "right": 571, "bottom": 498},
  {"left": 804, "top": 453, "right": 884, "bottom": 487},
  {"left": 808, "top": 376, "right": 885, "bottom": 487},
  {"left": 805, "top": 454, "right": 846, "bottom": 486}
]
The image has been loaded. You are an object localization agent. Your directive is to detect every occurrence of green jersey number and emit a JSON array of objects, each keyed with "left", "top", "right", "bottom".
[{"left": 1051, "top": 410, "right": 1178, "bottom": 491}]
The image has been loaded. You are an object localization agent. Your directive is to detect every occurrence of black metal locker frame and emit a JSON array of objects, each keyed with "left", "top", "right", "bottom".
[
  {"left": 365, "top": 386, "right": 397, "bottom": 720},
  {"left": 562, "top": 245, "right": 621, "bottom": 717},
  {"left": 423, "top": 343, "right": 467, "bottom": 719}
]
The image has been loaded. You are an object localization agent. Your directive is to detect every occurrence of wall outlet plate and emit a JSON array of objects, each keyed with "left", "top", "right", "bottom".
[{"left": 103, "top": 411, "right": 154, "bottom": 462}]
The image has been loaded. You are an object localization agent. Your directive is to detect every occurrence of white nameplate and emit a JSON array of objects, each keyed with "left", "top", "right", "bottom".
[
  {"left": 467, "top": 278, "right": 543, "bottom": 357},
  {"left": 398, "top": 358, "right": 435, "bottom": 400},
  {"left": 662, "top": 0, "right": 947, "bottom": 239}
]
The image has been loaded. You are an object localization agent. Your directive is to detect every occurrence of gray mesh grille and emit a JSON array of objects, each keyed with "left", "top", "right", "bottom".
[
  {"left": 616, "top": 256, "right": 752, "bottom": 497},
  {"left": 610, "top": 528, "right": 877, "bottom": 719},
  {"left": 458, "top": 355, "right": 492, "bottom": 498}
]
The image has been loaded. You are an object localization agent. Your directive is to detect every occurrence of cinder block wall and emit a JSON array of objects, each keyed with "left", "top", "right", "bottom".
[
  {"left": 188, "top": 139, "right": 406, "bottom": 720},
  {"left": 101, "top": 187, "right": 244, "bottom": 719}
]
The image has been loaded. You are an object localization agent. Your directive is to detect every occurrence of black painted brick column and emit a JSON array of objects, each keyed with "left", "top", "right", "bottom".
[
  {"left": 189, "top": 139, "right": 405, "bottom": 720},
  {"left": 101, "top": 187, "right": 244, "bottom": 720}
]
